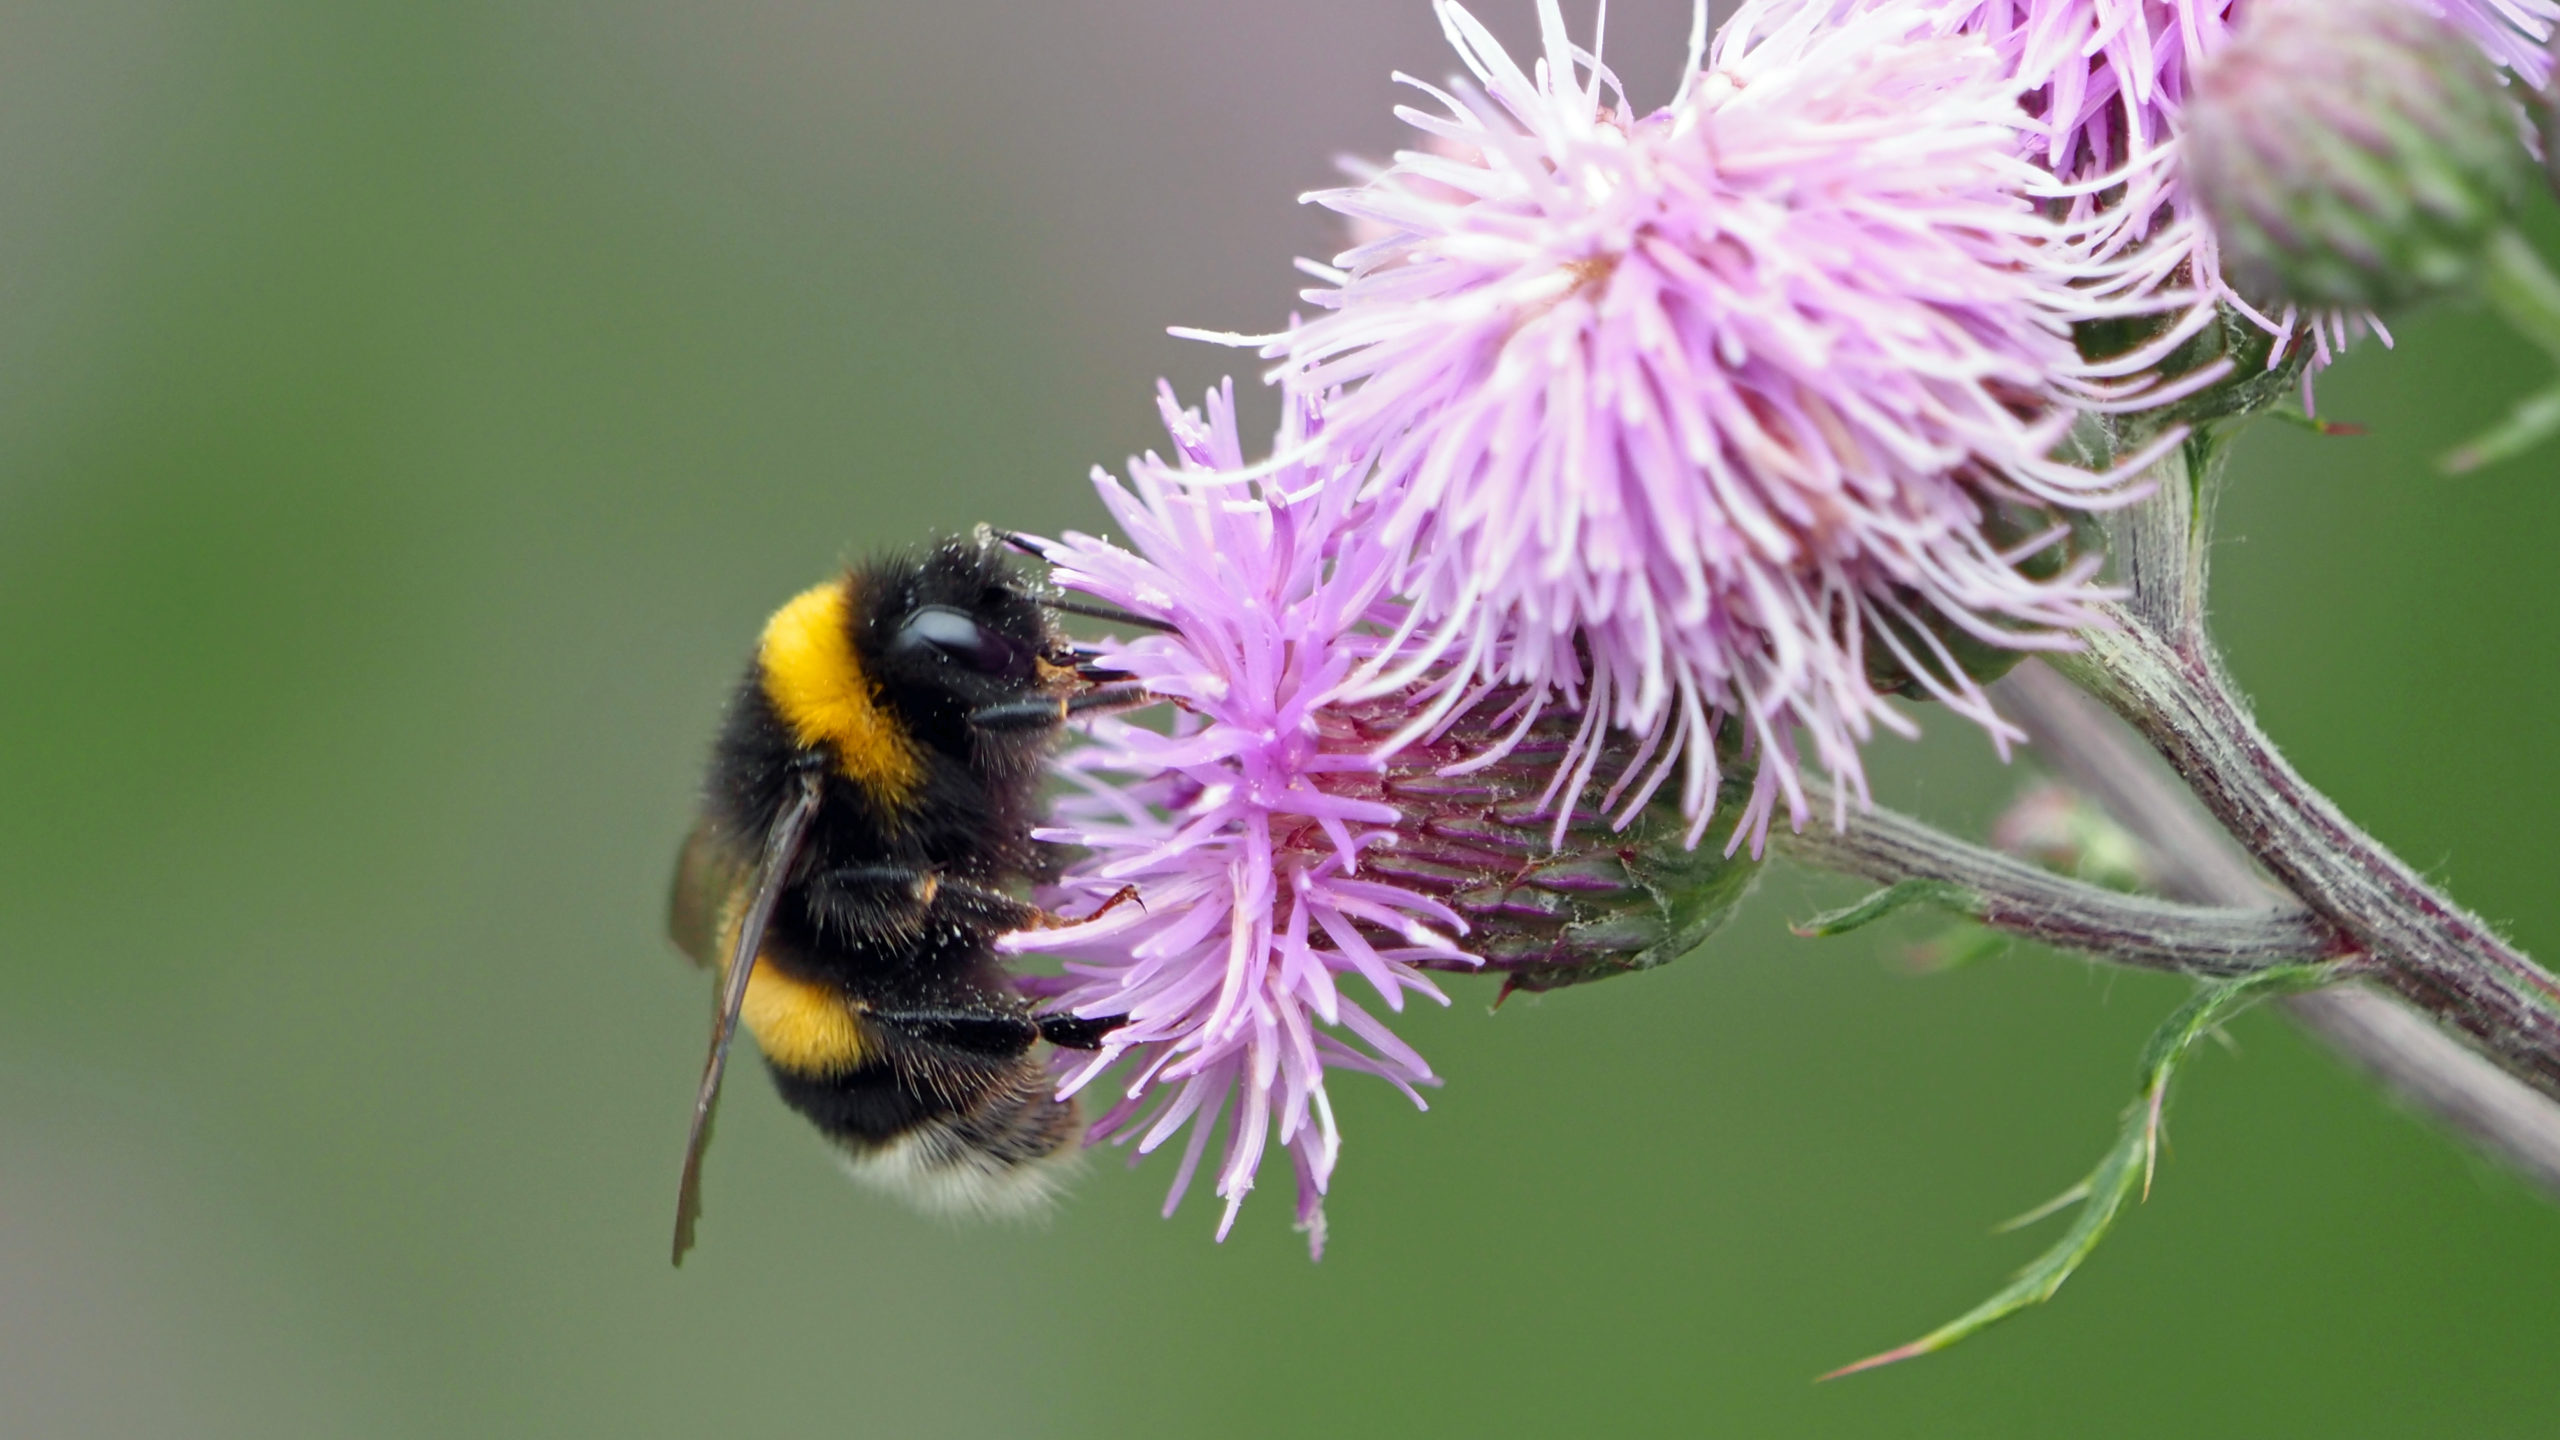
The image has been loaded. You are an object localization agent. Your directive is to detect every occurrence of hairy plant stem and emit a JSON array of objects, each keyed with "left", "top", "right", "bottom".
[
  {"left": 1774, "top": 800, "right": 2349, "bottom": 979},
  {"left": 2053, "top": 439, "right": 2560, "bottom": 1104},
  {"left": 2058, "top": 617, "right": 2560, "bottom": 1100},
  {"left": 1998, "top": 663, "right": 2560, "bottom": 1200}
]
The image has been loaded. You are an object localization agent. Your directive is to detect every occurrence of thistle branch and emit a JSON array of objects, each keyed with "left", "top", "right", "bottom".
[
  {"left": 1998, "top": 663, "right": 2560, "bottom": 1201},
  {"left": 2054, "top": 442, "right": 2560, "bottom": 1107},
  {"left": 1775, "top": 798, "right": 2351, "bottom": 979}
]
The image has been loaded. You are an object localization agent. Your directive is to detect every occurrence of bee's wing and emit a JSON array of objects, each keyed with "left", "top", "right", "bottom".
[
  {"left": 666, "top": 816, "right": 748, "bottom": 970},
  {"left": 672, "top": 767, "right": 824, "bottom": 1267}
]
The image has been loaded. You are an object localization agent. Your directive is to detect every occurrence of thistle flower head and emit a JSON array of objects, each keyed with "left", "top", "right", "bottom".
[
  {"left": 1219, "top": 0, "right": 2174, "bottom": 849},
  {"left": 1004, "top": 382, "right": 1472, "bottom": 1254}
]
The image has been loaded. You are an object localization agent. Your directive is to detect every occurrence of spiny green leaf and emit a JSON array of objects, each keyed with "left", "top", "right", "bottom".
[
  {"left": 1791, "top": 880, "right": 1977, "bottom": 938},
  {"left": 1821, "top": 964, "right": 2342, "bottom": 1380},
  {"left": 2442, "top": 381, "right": 2560, "bottom": 473},
  {"left": 1992, "top": 1181, "right": 2091, "bottom": 1236}
]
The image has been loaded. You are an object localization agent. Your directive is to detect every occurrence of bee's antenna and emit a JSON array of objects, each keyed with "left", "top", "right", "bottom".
[
  {"left": 1000, "top": 532, "right": 1177, "bottom": 633},
  {"left": 998, "top": 528, "right": 1176, "bottom": 634},
  {"left": 1044, "top": 598, "right": 1179, "bottom": 634}
]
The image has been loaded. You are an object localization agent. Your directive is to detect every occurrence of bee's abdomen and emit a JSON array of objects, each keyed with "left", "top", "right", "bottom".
[{"left": 768, "top": 1057, "right": 1082, "bottom": 1217}]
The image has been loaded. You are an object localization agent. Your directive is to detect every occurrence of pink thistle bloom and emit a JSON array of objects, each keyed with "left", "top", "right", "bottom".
[
  {"left": 1003, "top": 381, "right": 1473, "bottom": 1255},
  {"left": 1721, "top": 0, "right": 2560, "bottom": 372},
  {"left": 1197, "top": 1, "right": 2189, "bottom": 849}
]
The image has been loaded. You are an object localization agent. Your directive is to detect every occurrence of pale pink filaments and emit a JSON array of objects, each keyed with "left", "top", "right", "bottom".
[
  {"left": 1202, "top": 0, "right": 2189, "bottom": 851},
  {"left": 1721, "top": 0, "right": 2560, "bottom": 376},
  {"left": 1003, "top": 382, "right": 1473, "bottom": 1255},
  {"left": 2440, "top": 0, "right": 2560, "bottom": 79}
]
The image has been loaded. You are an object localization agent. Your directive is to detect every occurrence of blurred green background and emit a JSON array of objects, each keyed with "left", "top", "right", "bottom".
[{"left": 4, "top": 2, "right": 2557, "bottom": 1436}]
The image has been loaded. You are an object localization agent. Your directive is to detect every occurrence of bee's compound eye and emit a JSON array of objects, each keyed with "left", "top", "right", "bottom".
[{"left": 892, "top": 605, "right": 1026, "bottom": 676}]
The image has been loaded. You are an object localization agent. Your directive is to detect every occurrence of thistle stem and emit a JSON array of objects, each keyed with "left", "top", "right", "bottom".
[
  {"left": 1999, "top": 662, "right": 2560, "bottom": 1199},
  {"left": 2052, "top": 439, "right": 2560, "bottom": 1107},
  {"left": 1776, "top": 801, "right": 2351, "bottom": 979},
  {"left": 2055, "top": 618, "right": 2560, "bottom": 1102}
]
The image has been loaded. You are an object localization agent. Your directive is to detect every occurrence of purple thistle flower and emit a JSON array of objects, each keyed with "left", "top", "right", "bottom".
[
  {"left": 1003, "top": 381, "right": 1473, "bottom": 1254},
  {"left": 1721, "top": 0, "right": 2560, "bottom": 372},
  {"left": 1196, "top": 0, "right": 2187, "bottom": 850}
]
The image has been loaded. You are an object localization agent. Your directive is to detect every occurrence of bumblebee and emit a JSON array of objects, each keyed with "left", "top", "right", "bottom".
[{"left": 665, "top": 530, "right": 1144, "bottom": 1263}]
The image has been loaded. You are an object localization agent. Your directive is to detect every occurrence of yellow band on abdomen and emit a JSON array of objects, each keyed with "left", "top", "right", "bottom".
[{"left": 737, "top": 956, "right": 871, "bottom": 1077}]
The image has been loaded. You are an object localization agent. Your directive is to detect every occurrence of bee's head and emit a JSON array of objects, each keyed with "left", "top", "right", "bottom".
[{"left": 858, "top": 537, "right": 1065, "bottom": 754}]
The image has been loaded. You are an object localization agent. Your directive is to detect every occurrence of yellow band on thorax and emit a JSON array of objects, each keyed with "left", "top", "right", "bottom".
[{"left": 757, "top": 581, "right": 924, "bottom": 806}]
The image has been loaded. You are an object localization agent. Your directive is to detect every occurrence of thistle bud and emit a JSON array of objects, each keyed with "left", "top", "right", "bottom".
[
  {"left": 2186, "top": 0, "right": 2532, "bottom": 313},
  {"left": 1318, "top": 696, "right": 1765, "bottom": 997},
  {"left": 1990, "top": 781, "right": 2156, "bottom": 894}
]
